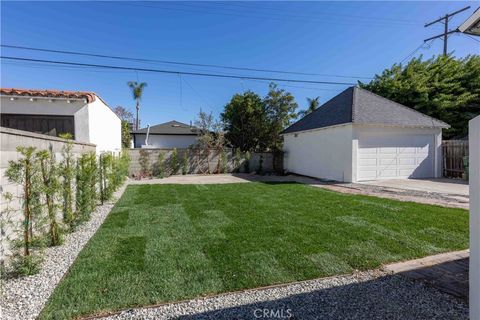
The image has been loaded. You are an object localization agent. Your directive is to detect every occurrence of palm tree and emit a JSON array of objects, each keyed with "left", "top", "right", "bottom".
[
  {"left": 298, "top": 96, "right": 320, "bottom": 118},
  {"left": 127, "top": 81, "right": 147, "bottom": 130}
]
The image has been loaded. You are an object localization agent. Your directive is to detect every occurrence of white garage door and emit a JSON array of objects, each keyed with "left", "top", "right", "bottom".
[{"left": 357, "top": 133, "right": 434, "bottom": 181}]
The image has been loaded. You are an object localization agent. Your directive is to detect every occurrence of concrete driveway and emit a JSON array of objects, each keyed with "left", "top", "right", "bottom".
[{"left": 359, "top": 178, "right": 469, "bottom": 197}]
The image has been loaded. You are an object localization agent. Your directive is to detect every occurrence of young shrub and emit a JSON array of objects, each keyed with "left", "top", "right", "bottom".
[
  {"left": 257, "top": 154, "right": 264, "bottom": 175},
  {"left": 244, "top": 151, "right": 251, "bottom": 173},
  {"left": 99, "top": 152, "right": 114, "bottom": 203},
  {"left": 37, "top": 148, "right": 62, "bottom": 246},
  {"left": 76, "top": 152, "right": 98, "bottom": 221},
  {"left": 138, "top": 149, "right": 151, "bottom": 178},
  {"left": 4, "top": 146, "right": 44, "bottom": 275},
  {"left": 233, "top": 148, "right": 242, "bottom": 173},
  {"left": 59, "top": 134, "right": 75, "bottom": 229},
  {"left": 181, "top": 151, "right": 188, "bottom": 175},
  {"left": 156, "top": 152, "right": 165, "bottom": 178},
  {"left": 220, "top": 149, "right": 228, "bottom": 173},
  {"left": 170, "top": 148, "right": 180, "bottom": 175}
]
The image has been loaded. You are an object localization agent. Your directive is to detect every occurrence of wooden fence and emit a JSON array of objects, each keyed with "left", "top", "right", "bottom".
[{"left": 442, "top": 140, "right": 469, "bottom": 179}]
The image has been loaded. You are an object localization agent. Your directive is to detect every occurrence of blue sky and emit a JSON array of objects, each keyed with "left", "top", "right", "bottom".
[{"left": 1, "top": 1, "right": 478, "bottom": 127}]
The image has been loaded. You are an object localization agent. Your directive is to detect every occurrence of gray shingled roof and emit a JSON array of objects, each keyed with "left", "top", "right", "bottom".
[
  {"left": 132, "top": 120, "right": 198, "bottom": 135},
  {"left": 282, "top": 87, "right": 449, "bottom": 134}
]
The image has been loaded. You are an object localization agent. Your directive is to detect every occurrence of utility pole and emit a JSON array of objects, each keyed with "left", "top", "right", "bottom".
[{"left": 424, "top": 6, "right": 470, "bottom": 56}]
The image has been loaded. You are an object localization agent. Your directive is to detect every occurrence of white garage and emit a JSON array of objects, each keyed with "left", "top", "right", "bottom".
[{"left": 282, "top": 87, "right": 449, "bottom": 182}]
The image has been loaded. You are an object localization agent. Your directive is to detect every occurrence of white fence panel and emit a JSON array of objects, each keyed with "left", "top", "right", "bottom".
[{"left": 470, "top": 115, "right": 480, "bottom": 320}]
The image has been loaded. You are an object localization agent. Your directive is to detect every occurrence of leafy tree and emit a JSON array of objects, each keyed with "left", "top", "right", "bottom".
[
  {"left": 37, "top": 149, "right": 62, "bottom": 246},
  {"left": 298, "top": 96, "right": 320, "bottom": 118},
  {"left": 360, "top": 55, "right": 480, "bottom": 139},
  {"left": 195, "top": 110, "right": 225, "bottom": 174},
  {"left": 113, "top": 106, "right": 134, "bottom": 148},
  {"left": 112, "top": 106, "right": 134, "bottom": 123},
  {"left": 127, "top": 81, "right": 147, "bottom": 130},
  {"left": 120, "top": 120, "right": 131, "bottom": 148},
  {"left": 221, "top": 91, "right": 267, "bottom": 152},
  {"left": 263, "top": 83, "right": 298, "bottom": 151}
]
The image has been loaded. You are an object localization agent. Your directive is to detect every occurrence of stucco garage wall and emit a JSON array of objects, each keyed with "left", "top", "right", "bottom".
[
  {"left": 87, "top": 99, "right": 121, "bottom": 154},
  {"left": 353, "top": 126, "right": 442, "bottom": 181},
  {"left": 133, "top": 134, "right": 198, "bottom": 148},
  {"left": 283, "top": 124, "right": 354, "bottom": 182}
]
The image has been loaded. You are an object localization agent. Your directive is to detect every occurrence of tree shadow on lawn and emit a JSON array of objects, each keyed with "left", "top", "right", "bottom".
[{"left": 176, "top": 273, "right": 468, "bottom": 320}]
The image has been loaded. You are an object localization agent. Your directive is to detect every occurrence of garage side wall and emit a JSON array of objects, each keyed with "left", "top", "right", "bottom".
[
  {"left": 283, "top": 124, "right": 354, "bottom": 182},
  {"left": 87, "top": 99, "right": 122, "bottom": 154}
]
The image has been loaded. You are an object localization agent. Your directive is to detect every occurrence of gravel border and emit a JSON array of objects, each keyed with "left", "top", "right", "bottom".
[
  {"left": 93, "top": 270, "right": 468, "bottom": 320},
  {"left": 0, "top": 183, "right": 127, "bottom": 320}
]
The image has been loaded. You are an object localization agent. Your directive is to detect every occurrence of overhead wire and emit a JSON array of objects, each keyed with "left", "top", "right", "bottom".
[
  {"left": 1, "top": 44, "right": 373, "bottom": 80},
  {"left": 0, "top": 56, "right": 358, "bottom": 86}
]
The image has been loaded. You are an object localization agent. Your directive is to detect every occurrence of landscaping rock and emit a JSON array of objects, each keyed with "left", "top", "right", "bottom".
[
  {"left": 102, "top": 270, "right": 468, "bottom": 320},
  {"left": 0, "top": 184, "right": 127, "bottom": 320}
]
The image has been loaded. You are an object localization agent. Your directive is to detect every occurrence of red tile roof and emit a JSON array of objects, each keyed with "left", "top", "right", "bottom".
[{"left": 0, "top": 88, "right": 98, "bottom": 103}]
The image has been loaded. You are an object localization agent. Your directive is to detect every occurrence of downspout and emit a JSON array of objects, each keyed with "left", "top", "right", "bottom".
[{"left": 145, "top": 124, "right": 151, "bottom": 146}]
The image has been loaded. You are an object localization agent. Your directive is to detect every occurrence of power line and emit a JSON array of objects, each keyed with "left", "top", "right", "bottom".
[
  {"left": 120, "top": 2, "right": 418, "bottom": 28},
  {"left": 1, "top": 44, "right": 373, "bottom": 80},
  {"left": 399, "top": 40, "right": 435, "bottom": 64},
  {"left": 466, "top": 34, "right": 480, "bottom": 43},
  {"left": 0, "top": 56, "right": 357, "bottom": 86}
]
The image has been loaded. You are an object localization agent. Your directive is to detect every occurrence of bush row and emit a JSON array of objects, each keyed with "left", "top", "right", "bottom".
[{"left": 2, "top": 142, "right": 130, "bottom": 276}]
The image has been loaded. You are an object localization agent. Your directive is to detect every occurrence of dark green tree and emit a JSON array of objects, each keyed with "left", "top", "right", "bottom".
[
  {"left": 221, "top": 91, "right": 267, "bottom": 152},
  {"left": 121, "top": 120, "right": 131, "bottom": 148},
  {"left": 263, "top": 83, "right": 298, "bottom": 151},
  {"left": 360, "top": 55, "right": 480, "bottom": 139}
]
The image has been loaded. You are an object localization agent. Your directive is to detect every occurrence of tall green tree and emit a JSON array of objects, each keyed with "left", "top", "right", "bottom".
[
  {"left": 127, "top": 82, "right": 147, "bottom": 131},
  {"left": 221, "top": 91, "right": 267, "bottom": 151},
  {"left": 360, "top": 55, "right": 480, "bottom": 139},
  {"left": 298, "top": 96, "right": 320, "bottom": 118},
  {"left": 263, "top": 83, "right": 298, "bottom": 151}
]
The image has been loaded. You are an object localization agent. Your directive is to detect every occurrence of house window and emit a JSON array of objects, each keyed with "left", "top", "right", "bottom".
[{"left": 0, "top": 113, "right": 75, "bottom": 138}]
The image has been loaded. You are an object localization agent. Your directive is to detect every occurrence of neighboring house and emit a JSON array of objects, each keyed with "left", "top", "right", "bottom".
[
  {"left": 131, "top": 120, "right": 198, "bottom": 148},
  {"left": 281, "top": 86, "right": 449, "bottom": 182},
  {"left": 0, "top": 88, "right": 121, "bottom": 153}
]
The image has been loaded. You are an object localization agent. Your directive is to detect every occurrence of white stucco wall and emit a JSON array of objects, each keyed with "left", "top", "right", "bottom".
[
  {"left": 470, "top": 115, "right": 480, "bottom": 320},
  {"left": 87, "top": 98, "right": 121, "bottom": 154},
  {"left": 133, "top": 134, "right": 198, "bottom": 149},
  {"left": 283, "top": 124, "right": 354, "bottom": 182},
  {"left": 283, "top": 124, "right": 443, "bottom": 183}
]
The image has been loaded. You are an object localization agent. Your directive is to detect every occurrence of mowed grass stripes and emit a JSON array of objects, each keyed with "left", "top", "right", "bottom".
[{"left": 40, "top": 182, "right": 468, "bottom": 319}]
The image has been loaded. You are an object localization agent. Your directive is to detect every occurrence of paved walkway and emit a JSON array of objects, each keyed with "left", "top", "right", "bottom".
[
  {"left": 384, "top": 250, "right": 469, "bottom": 301},
  {"left": 129, "top": 174, "right": 469, "bottom": 209}
]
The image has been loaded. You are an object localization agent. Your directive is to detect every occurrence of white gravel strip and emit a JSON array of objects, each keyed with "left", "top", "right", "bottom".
[
  {"left": 98, "top": 270, "right": 468, "bottom": 320},
  {"left": 0, "top": 183, "right": 127, "bottom": 320}
]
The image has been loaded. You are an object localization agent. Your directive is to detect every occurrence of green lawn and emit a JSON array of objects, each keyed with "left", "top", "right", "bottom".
[{"left": 40, "top": 182, "right": 468, "bottom": 319}]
